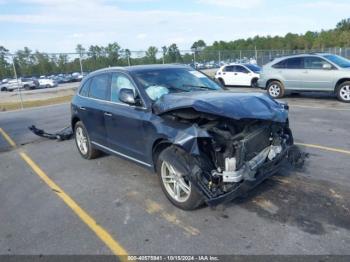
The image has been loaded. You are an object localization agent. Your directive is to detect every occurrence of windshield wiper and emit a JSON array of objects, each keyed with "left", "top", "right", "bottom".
[{"left": 182, "top": 84, "right": 212, "bottom": 90}]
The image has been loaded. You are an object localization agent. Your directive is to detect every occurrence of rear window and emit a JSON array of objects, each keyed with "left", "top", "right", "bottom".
[
  {"left": 79, "top": 78, "right": 91, "bottom": 97},
  {"left": 88, "top": 74, "right": 110, "bottom": 100},
  {"left": 272, "top": 60, "right": 286, "bottom": 69},
  {"left": 273, "top": 57, "right": 304, "bottom": 69}
]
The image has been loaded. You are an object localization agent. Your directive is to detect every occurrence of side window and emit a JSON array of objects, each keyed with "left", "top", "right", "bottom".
[
  {"left": 110, "top": 73, "right": 136, "bottom": 103},
  {"left": 285, "top": 57, "right": 304, "bottom": 69},
  {"left": 272, "top": 60, "right": 286, "bottom": 69},
  {"left": 235, "top": 66, "right": 249, "bottom": 73},
  {"left": 89, "top": 74, "right": 110, "bottom": 100},
  {"left": 79, "top": 78, "right": 91, "bottom": 97},
  {"left": 304, "top": 57, "right": 331, "bottom": 69},
  {"left": 224, "top": 66, "right": 234, "bottom": 72}
]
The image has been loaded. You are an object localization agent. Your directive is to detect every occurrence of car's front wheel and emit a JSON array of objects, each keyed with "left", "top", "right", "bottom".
[
  {"left": 251, "top": 78, "right": 258, "bottom": 88},
  {"left": 336, "top": 81, "right": 350, "bottom": 103},
  {"left": 267, "top": 81, "right": 285, "bottom": 98},
  {"left": 157, "top": 147, "right": 204, "bottom": 210},
  {"left": 74, "top": 121, "right": 101, "bottom": 159}
]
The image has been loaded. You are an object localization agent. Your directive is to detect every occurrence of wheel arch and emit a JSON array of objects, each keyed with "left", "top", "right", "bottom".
[
  {"left": 152, "top": 138, "right": 173, "bottom": 172},
  {"left": 335, "top": 78, "right": 350, "bottom": 92},
  {"left": 266, "top": 78, "right": 283, "bottom": 88},
  {"left": 71, "top": 116, "right": 80, "bottom": 131}
]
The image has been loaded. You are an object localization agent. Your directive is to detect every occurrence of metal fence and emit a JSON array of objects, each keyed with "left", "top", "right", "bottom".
[
  {"left": 1, "top": 47, "right": 350, "bottom": 110},
  {"left": 2, "top": 47, "right": 350, "bottom": 79}
]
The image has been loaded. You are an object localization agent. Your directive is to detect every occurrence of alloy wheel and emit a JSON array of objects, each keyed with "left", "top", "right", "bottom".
[
  {"left": 339, "top": 85, "right": 350, "bottom": 101},
  {"left": 269, "top": 84, "right": 281, "bottom": 97},
  {"left": 161, "top": 161, "right": 191, "bottom": 203},
  {"left": 75, "top": 126, "right": 88, "bottom": 155}
]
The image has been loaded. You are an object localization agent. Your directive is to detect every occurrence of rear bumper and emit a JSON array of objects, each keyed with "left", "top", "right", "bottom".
[
  {"left": 205, "top": 147, "right": 289, "bottom": 206},
  {"left": 257, "top": 78, "right": 267, "bottom": 89}
]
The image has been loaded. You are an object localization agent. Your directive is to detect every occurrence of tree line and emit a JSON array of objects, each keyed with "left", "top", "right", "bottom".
[{"left": 0, "top": 18, "right": 350, "bottom": 79}]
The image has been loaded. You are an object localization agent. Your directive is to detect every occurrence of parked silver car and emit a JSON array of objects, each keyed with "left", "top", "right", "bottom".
[{"left": 258, "top": 53, "right": 350, "bottom": 102}]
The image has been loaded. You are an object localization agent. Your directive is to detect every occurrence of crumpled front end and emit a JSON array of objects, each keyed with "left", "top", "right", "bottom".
[{"left": 160, "top": 108, "right": 296, "bottom": 206}]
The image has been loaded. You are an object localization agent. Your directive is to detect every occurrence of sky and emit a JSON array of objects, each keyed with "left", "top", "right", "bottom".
[{"left": 0, "top": 0, "right": 349, "bottom": 53}]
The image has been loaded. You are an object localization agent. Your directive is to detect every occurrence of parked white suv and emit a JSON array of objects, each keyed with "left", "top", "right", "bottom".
[
  {"left": 215, "top": 63, "right": 261, "bottom": 87},
  {"left": 0, "top": 78, "right": 39, "bottom": 92},
  {"left": 38, "top": 78, "right": 58, "bottom": 88}
]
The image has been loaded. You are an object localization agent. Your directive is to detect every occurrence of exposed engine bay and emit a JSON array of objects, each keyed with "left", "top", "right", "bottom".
[{"left": 161, "top": 107, "right": 296, "bottom": 205}]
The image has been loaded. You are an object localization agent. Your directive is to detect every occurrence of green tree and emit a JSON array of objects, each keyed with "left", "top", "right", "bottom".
[
  {"left": 145, "top": 46, "right": 158, "bottom": 64},
  {"left": 167, "top": 43, "right": 182, "bottom": 63},
  {"left": 191, "top": 40, "right": 206, "bottom": 51},
  {"left": 0, "top": 46, "right": 11, "bottom": 79}
]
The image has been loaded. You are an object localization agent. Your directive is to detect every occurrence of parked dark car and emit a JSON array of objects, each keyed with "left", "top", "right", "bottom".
[{"left": 71, "top": 64, "right": 294, "bottom": 210}]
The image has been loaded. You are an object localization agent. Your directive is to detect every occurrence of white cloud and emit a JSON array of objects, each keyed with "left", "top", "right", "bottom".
[
  {"left": 197, "top": 0, "right": 263, "bottom": 9},
  {"left": 136, "top": 33, "right": 147, "bottom": 39},
  {"left": 0, "top": 0, "right": 326, "bottom": 53},
  {"left": 298, "top": 0, "right": 350, "bottom": 9}
]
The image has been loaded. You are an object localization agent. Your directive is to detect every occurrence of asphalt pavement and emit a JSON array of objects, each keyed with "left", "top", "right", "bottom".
[{"left": 1, "top": 92, "right": 350, "bottom": 256}]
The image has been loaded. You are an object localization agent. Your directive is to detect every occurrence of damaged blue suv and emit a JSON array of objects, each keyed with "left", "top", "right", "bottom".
[{"left": 71, "top": 64, "right": 294, "bottom": 210}]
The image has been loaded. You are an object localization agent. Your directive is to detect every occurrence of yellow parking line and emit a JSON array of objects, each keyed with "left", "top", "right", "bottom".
[
  {"left": 0, "top": 127, "right": 129, "bottom": 260},
  {"left": 295, "top": 142, "right": 350, "bottom": 156},
  {"left": 0, "top": 128, "right": 16, "bottom": 148},
  {"left": 20, "top": 152, "right": 129, "bottom": 260}
]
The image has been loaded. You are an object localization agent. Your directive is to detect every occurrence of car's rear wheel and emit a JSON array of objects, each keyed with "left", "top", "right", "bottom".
[
  {"left": 157, "top": 147, "right": 204, "bottom": 210},
  {"left": 1, "top": 87, "right": 7, "bottom": 92},
  {"left": 336, "top": 81, "right": 350, "bottom": 103},
  {"left": 74, "top": 121, "right": 101, "bottom": 159},
  {"left": 46, "top": 84, "right": 51, "bottom": 88},
  {"left": 218, "top": 78, "right": 225, "bottom": 87},
  {"left": 267, "top": 81, "right": 285, "bottom": 98}
]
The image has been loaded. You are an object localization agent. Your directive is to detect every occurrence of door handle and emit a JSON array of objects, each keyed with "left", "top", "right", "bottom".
[
  {"left": 104, "top": 112, "right": 112, "bottom": 117},
  {"left": 234, "top": 73, "right": 238, "bottom": 75},
  {"left": 79, "top": 106, "right": 86, "bottom": 111}
]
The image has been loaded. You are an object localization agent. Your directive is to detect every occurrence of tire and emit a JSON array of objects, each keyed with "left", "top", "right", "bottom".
[
  {"left": 267, "top": 81, "right": 285, "bottom": 98},
  {"left": 24, "top": 85, "right": 29, "bottom": 90},
  {"left": 74, "top": 121, "right": 101, "bottom": 159},
  {"left": 1, "top": 87, "right": 7, "bottom": 92},
  {"left": 218, "top": 78, "right": 225, "bottom": 87},
  {"left": 251, "top": 78, "right": 258, "bottom": 88},
  {"left": 156, "top": 146, "right": 204, "bottom": 210},
  {"left": 336, "top": 81, "right": 350, "bottom": 103},
  {"left": 46, "top": 84, "right": 51, "bottom": 89}
]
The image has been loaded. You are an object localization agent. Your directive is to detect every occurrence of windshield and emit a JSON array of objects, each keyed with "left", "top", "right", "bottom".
[
  {"left": 323, "top": 55, "right": 350, "bottom": 68},
  {"left": 133, "top": 68, "right": 222, "bottom": 101},
  {"left": 244, "top": 64, "right": 261, "bottom": 73}
]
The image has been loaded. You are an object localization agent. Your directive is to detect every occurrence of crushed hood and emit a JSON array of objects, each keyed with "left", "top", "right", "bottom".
[{"left": 153, "top": 91, "right": 288, "bottom": 122}]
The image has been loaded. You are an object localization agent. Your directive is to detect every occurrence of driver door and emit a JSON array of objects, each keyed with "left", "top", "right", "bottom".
[
  {"left": 104, "top": 72, "right": 149, "bottom": 163},
  {"left": 302, "top": 56, "right": 335, "bottom": 91},
  {"left": 234, "top": 65, "right": 251, "bottom": 86}
]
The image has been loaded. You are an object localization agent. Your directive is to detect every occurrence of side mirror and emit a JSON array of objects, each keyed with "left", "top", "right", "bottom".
[
  {"left": 323, "top": 63, "right": 332, "bottom": 70},
  {"left": 119, "top": 88, "right": 135, "bottom": 105}
]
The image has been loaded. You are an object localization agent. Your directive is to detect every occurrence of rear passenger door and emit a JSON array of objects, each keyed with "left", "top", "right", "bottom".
[
  {"left": 279, "top": 57, "right": 304, "bottom": 90},
  {"left": 80, "top": 73, "right": 110, "bottom": 145},
  {"left": 302, "top": 56, "right": 335, "bottom": 91}
]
